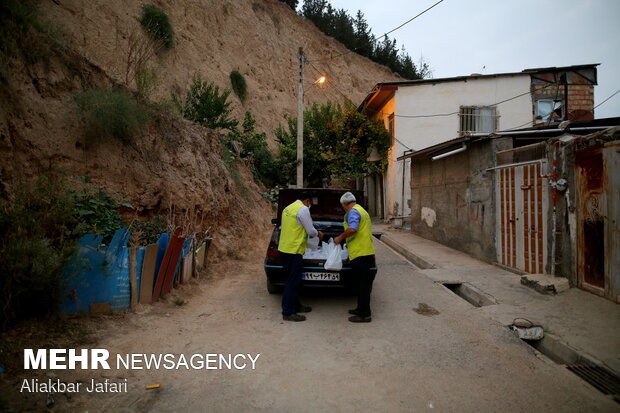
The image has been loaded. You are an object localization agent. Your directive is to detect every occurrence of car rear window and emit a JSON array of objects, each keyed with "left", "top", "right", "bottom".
[{"left": 276, "top": 189, "right": 365, "bottom": 223}]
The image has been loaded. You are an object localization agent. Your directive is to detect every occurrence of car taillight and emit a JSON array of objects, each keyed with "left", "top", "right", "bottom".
[{"left": 267, "top": 240, "right": 279, "bottom": 257}]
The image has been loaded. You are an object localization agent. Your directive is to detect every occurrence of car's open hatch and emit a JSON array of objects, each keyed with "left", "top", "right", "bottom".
[{"left": 275, "top": 188, "right": 365, "bottom": 224}]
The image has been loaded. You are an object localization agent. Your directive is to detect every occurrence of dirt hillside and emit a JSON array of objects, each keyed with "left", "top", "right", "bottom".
[
  {"left": 0, "top": 25, "right": 269, "bottom": 259},
  {"left": 39, "top": 0, "right": 401, "bottom": 138},
  {"left": 0, "top": 0, "right": 400, "bottom": 258}
]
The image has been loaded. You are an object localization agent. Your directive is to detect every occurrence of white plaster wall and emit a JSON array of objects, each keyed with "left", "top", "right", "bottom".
[
  {"left": 394, "top": 74, "right": 533, "bottom": 151},
  {"left": 373, "top": 98, "right": 397, "bottom": 220}
]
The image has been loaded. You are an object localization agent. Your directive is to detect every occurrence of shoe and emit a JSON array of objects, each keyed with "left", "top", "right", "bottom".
[
  {"left": 348, "top": 309, "right": 359, "bottom": 315},
  {"left": 283, "top": 314, "right": 306, "bottom": 322},
  {"left": 297, "top": 305, "right": 312, "bottom": 313},
  {"left": 348, "top": 315, "right": 371, "bottom": 323}
]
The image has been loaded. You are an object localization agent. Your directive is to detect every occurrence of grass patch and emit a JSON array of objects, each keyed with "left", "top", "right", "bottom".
[
  {"left": 135, "top": 63, "right": 159, "bottom": 101},
  {"left": 73, "top": 87, "right": 151, "bottom": 144},
  {"left": 221, "top": 139, "right": 250, "bottom": 200}
]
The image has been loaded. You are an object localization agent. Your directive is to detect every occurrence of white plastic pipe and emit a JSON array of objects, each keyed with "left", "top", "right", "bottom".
[{"left": 431, "top": 144, "right": 467, "bottom": 161}]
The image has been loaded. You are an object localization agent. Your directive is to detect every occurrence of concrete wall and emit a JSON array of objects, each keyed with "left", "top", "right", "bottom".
[
  {"left": 410, "top": 138, "right": 512, "bottom": 262},
  {"left": 549, "top": 138, "right": 577, "bottom": 283}
]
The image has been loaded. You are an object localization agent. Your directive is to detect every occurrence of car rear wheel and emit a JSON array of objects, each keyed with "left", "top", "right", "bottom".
[{"left": 266, "top": 278, "right": 282, "bottom": 294}]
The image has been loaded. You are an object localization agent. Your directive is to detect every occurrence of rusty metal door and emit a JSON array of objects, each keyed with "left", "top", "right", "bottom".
[
  {"left": 576, "top": 144, "right": 619, "bottom": 302},
  {"left": 499, "top": 167, "right": 517, "bottom": 268},
  {"left": 604, "top": 144, "right": 620, "bottom": 302},
  {"left": 497, "top": 163, "right": 547, "bottom": 273}
]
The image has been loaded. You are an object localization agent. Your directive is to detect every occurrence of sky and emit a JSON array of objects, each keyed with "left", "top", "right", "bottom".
[{"left": 323, "top": 0, "right": 620, "bottom": 118}]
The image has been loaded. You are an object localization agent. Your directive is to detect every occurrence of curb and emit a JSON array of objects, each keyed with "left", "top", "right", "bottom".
[{"left": 378, "top": 233, "right": 436, "bottom": 270}]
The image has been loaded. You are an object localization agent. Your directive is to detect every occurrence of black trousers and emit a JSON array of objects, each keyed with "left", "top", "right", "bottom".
[
  {"left": 351, "top": 255, "right": 376, "bottom": 318},
  {"left": 280, "top": 252, "right": 304, "bottom": 316}
]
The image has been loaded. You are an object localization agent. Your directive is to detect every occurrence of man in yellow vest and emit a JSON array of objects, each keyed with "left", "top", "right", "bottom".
[
  {"left": 278, "top": 191, "right": 323, "bottom": 322},
  {"left": 334, "top": 192, "right": 376, "bottom": 323}
]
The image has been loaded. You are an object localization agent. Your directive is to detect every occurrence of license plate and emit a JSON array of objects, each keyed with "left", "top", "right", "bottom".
[{"left": 303, "top": 272, "right": 340, "bottom": 281}]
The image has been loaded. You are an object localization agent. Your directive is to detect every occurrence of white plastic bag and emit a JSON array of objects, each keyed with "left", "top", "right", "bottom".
[
  {"left": 324, "top": 238, "right": 343, "bottom": 271},
  {"left": 341, "top": 244, "right": 348, "bottom": 261},
  {"left": 307, "top": 235, "right": 319, "bottom": 250}
]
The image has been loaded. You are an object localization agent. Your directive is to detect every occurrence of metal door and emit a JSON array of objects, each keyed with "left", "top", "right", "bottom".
[
  {"left": 497, "top": 163, "right": 548, "bottom": 273},
  {"left": 576, "top": 144, "right": 619, "bottom": 302}
]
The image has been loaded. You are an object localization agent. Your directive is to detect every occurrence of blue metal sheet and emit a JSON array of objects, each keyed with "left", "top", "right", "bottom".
[{"left": 61, "top": 228, "right": 132, "bottom": 314}]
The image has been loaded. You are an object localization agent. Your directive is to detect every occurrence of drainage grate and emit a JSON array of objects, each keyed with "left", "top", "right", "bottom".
[
  {"left": 519, "top": 332, "right": 620, "bottom": 403},
  {"left": 567, "top": 364, "right": 620, "bottom": 398}
]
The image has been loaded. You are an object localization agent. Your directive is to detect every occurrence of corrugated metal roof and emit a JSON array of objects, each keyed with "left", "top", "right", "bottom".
[
  {"left": 397, "top": 117, "right": 620, "bottom": 161},
  {"left": 368, "top": 63, "right": 600, "bottom": 89}
]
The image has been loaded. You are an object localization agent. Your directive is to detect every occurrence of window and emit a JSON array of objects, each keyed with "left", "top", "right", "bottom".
[
  {"left": 459, "top": 106, "right": 497, "bottom": 135},
  {"left": 536, "top": 99, "right": 563, "bottom": 123},
  {"left": 388, "top": 113, "right": 395, "bottom": 145}
]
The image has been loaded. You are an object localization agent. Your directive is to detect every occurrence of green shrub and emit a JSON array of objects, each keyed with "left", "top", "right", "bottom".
[
  {"left": 0, "top": 0, "right": 69, "bottom": 63},
  {"left": 0, "top": 171, "right": 154, "bottom": 329},
  {"left": 139, "top": 4, "right": 174, "bottom": 48},
  {"left": 0, "top": 172, "right": 78, "bottom": 328},
  {"left": 172, "top": 76, "right": 238, "bottom": 130},
  {"left": 71, "top": 176, "right": 127, "bottom": 240},
  {"left": 73, "top": 88, "right": 151, "bottom": 144},
  {"left": 229, "top": 70, "right": 247, "bottom": 102},
  {"left": 131, "top": 215, "right": 166, "bottom": 245},
  {"left": 227, "top": 112, "right": 278, "bottom": 187}
]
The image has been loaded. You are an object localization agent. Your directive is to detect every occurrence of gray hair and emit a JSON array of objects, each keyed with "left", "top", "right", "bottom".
[{"left": 340, "top": 192, "right": 356, "bottom": 205}]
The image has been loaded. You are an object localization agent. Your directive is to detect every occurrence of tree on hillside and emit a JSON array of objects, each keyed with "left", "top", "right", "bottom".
[
  {"left": 353, "top": 11, "right": 374, "bottom": 59},
  {"left": 374, "top": 36, "right": 399, "bottom": 68},
  {"left": 278, "top": 0, "right": 298, "bottom": 10},
  {"left": 274, "top": 102, "right": 390, "bottom": 187},
  {"left": 300, "top": 0, "right": 429, "bottom": 80},
  {"left": 332, "top": 9, "right": 355, "bottom": 48}
]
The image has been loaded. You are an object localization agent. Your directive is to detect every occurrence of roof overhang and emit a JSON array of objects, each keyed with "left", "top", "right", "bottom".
[
  {"left": 398, "top": 117, "right": 620, "bottom": 161},
  {"left": 358, "top": 84, "right": 398, "bottom": 115}
]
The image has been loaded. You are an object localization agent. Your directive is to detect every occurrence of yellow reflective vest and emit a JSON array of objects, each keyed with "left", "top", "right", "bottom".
[
  {"left": 278, "top": 201, "right": 308, "bottom": 255},
  {"left": 344, "top": 204, "right": 375, "bottom": 260}
]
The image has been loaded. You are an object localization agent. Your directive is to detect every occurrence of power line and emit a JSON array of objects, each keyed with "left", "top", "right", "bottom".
[
  {"left": 308, "top": 53, "right": 564, "bottom": 130},
  {"left": 365, "top": 83, "right": 556, "bottom": 119},
  {"left": 307, "top": 58, "right": 412, "bottom": 150},
  {"left": 307, "top": 60, "right": 353, "bottom": 103},
  {"left": 503, "top": 86, "right": 620, "bottom": 131},
  {"left": 306, "top": 0, "right": 445, "bottom": 64},
  {"left": 594, "top": 88, "right": 620, "bottom": 110},
  {"left": 383, "top": 0, "right": 445, "bottom": 37}
]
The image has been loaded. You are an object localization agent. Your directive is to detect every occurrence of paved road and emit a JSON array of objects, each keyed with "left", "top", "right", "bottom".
[{"left": 65, "top": 240, "right": 617, "bottom": 412}]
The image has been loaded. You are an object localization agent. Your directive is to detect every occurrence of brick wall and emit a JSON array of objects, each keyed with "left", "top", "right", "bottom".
[{"left": 531, "top": 72, "right": 595, "bottom": 123}]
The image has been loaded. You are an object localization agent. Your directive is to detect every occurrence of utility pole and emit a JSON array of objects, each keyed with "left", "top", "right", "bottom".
[{"left": 296, "top": 47, "right": 304, "bottom": 188}]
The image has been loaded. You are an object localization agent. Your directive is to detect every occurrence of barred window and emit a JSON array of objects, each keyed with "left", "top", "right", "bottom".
[{"left": 459, "top": 106, "right": 497, "bottom": 135}]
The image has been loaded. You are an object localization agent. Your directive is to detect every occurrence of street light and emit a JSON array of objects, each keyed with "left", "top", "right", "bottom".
[
  {"left": 296, "top": 47, "right": 326, "bottom": 188},
  {"left": 314, "top": 76, "right": 326, "bottom": 86}
]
